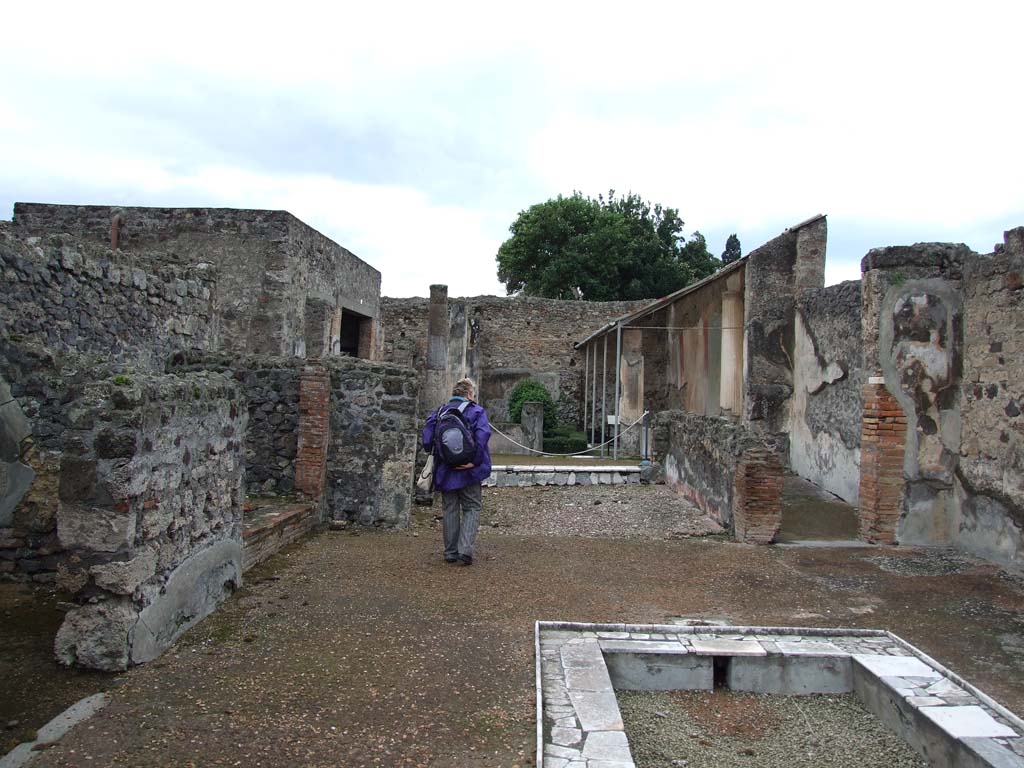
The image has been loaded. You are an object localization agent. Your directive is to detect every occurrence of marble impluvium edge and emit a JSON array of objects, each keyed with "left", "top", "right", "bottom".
[{"left": 536, "top": 621, "right": 1024, "bottom": 768}]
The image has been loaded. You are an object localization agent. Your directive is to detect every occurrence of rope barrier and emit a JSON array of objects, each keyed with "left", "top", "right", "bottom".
[{"left": 489, "top": 410, "right": 650, "bottom": 458}]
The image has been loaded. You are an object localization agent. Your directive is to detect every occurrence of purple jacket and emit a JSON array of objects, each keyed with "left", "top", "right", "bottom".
[{"left": 422, "top": 398, "right": 492, "bottom": 492}]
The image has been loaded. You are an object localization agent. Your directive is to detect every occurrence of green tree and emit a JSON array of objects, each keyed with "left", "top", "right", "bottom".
[
  {"left": 721, "top": 233, "right": 742, "bottom": 265},
  {"left": 496, "top": 191, "right": 720, "bottom": 300}
]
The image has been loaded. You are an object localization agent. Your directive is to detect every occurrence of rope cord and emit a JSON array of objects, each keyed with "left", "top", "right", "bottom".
[{"left": 490, "top": 410, "right": 650, "bottom": 458}]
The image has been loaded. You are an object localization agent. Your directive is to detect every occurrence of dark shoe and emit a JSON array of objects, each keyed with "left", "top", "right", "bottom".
[
  {"left": 444, "top": 556, "right": 459, "bottom": 563},
  {"left": 458, "top": 555, "right": 473, "bottom": 566}
]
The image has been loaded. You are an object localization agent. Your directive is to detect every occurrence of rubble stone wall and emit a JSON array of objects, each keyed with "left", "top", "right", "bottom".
[
  {"left": 653, "top": 411, "right": 782, "bottom": 543},
  {"left": 381, "top": 295, "right": 645, "bottom": 426},
  {"left": 323, "top": 358, "right": 419, "bottom": 527},
  {"left": 790, "top": 281, "right": 864, "bottom": 503},
  {"left": 0, "top": 225, "right": 218, "bottom": 579},
  {"left": 957, "top": 230, "right": 1024, "bottom": 563},
  {"left": 11, "top": 204, "right": 381, "bottom": 359},
  {"left": 53, "top": 371, "right": 246, "bottom": 671}
]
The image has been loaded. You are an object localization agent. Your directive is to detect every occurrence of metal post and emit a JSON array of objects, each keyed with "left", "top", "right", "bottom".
[
  {"left": 613, "top": 323, "right": 622, "bottom": 460},
  {"left": 601, "top": 334, "right": 608, "bottom": 457},
  {"left": 590, "top": 340, "right": 597, "bottom": 451},
  {"left": 583, "top": 343, "right": 590, "bottom": 444}
]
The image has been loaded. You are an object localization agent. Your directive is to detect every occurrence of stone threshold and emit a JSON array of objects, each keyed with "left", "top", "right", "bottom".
[
  {"left": 242, "top": 502, "right": 316, "bottom": 572},
  {"left": 485, "top": 466, "right": 643, "bottom": 488},
  {"left": 536, "top": 621, "right": 1024, "bottom": 768}
]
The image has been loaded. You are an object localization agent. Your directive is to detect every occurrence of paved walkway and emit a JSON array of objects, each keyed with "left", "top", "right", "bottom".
[{"left": 20, "top": 494, "right": 1024, "bottom": 767}]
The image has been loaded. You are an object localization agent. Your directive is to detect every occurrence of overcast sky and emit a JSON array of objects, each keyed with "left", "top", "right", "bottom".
[{"left": 2, "top": 1, "right": 1022, "bottom": 297}]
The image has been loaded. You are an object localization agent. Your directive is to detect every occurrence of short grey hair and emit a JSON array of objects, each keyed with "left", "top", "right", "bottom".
[{"left": 452, "top": 378, "right": 476, "bottom": 398}]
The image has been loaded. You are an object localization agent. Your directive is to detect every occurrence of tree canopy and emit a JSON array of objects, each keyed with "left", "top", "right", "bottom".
[
  {"left": 721, "top": 233, "right": 742, "bottom": 264},
  {"left": 496, "top": 191, "right": 720, "bottom": 301}
]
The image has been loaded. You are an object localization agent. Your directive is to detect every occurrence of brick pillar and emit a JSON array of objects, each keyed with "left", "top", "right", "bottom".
[
  {"left": 732, "top": 448, "right": 783, "bottom": 544},
  {"left": 858, "top": 379, "right": 907, "bottom": 543},
  {"left": 295, "top": 365, "right": 331, "bottom": 504}
]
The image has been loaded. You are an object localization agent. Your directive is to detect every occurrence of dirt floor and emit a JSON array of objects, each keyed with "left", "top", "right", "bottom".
[{"left": 8, "top": 486, "right": 1024, "bottom": 767}]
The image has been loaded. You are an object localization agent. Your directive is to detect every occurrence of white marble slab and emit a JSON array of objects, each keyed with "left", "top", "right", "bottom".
[
  {"left": 854, "top": 654, "right": 942, "bottom": 679},
  {"left": 919, "top": 705, "right": 1018, "bottom": 739}
]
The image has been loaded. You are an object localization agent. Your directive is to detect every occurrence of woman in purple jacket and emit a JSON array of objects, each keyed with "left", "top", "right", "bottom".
[{"left": 422, "top": 378, "right": 492, "bottom": 565}]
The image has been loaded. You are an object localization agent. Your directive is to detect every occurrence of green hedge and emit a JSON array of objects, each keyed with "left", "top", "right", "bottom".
[
  {"left": 542, "top": 425, "right": 588, "bottom": 454},
  {"left": 507, "top": 379, "right": 559, "bottom": 434}
]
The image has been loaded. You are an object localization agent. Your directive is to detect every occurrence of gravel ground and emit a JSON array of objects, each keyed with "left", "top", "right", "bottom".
[
  {"left": 618, "top": 690, "right": 926, "bottom": 768},
  {"left": 8, "top": 490, "right": 1023, "bottom": 767},
  {"left": 479, "top": 485, "right": 725, "bottom": 539}
]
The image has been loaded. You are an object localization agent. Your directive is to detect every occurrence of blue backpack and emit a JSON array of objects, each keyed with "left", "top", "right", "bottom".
[{"left": 434, "top": 401, "right": 477, "bottom": 467}]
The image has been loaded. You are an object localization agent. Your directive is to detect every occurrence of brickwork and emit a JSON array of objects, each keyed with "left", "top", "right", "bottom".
[
  {"left": 733, "top": 449, "right": 783, "bottom": 544},
  {"left": 295, "top": 366, "right": 331, "bottom": 503},
  {"left": 857, "top": 382, "right": 907, "bottom": 543},
  {"left": 653, "top": 411, "right": 782, "bottom": 543},
  {"left": 242, "top": 503, "right": 316, "bottom": 572}
]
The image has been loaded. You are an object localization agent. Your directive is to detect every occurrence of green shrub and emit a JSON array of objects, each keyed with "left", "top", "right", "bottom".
[
  {"left": 543, "top": 425, "right": 589, "bottom": 454},
  {"left": 507, "top": 378, "right": 559, "bottom": 434}
]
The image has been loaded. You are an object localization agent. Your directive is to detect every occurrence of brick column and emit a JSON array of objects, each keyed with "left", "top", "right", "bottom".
[
  {"left": 732, "top": 449, "right": 783, "bottom": 544},
  {"left": 295, "top": 365, "right": 331, "bottom": 504},
  {"left": 858, "top": 379, "right": 907, "bottom": 543}
]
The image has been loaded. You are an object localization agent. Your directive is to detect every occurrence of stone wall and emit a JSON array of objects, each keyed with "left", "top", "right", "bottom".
[
  {"left": 653, "top": 411, "right": 782, "bottom": 543},
  {"left": 380, "top": 293, "right": 645, "bottom": 425},
  {"left": 857, "top": 229, "right": 1024, "bottom": 565},
  {"left": 53, "top": 371, "right": 246, "bottom": 671},
  {"left": 11, "top": 203, "right": 381, "bottom": 360},
  {"left": 743, "top": 216, "right": 827, "bottom": 446},
  {"left": 239, "top": 362, "right": 301, "bottom": 496},
  {"left": 0, "top": 225, "right": 218, "bottom": 579},
  {"left": 790, "top": 281, "right": 864, "bottom": 503},
  {"left": 957, "top": 229, "right": 1024, "bottom": 563},
  {"left": 323, "top": 358, "right": 420, "bottom": 527}
]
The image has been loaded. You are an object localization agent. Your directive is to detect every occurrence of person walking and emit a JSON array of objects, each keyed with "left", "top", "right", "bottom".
[{"left": 422, "top": 378, "right": 492, "bottom": 565}]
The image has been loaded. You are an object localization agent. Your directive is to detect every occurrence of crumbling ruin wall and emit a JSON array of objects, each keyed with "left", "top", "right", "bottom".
[
  {"left": 653, "top": 411, "right": 782, "bottom": 543},
  {"left": 0, "top": 225, "right": 218, "bottom": 579},
  {"left": 322, "top": 358, "right": 419, "bottom": 527},
  {"left": 168, "top": 353, "right": 303, "bottom": 497},
  {"left": 860, "top": 242, "right": 966, "bottom": 545},
  {"left": 381, "top": 294, "right": 645, "bottom": 426},
  {"left": 858, "top": 230, "right": 1024, "bottom": 565},
  {"left": 957, "top": 229, "right": 1024, "bottom": 563},
  {"left": 743, "top": 217, "right": 827, "bottom": 452},
  {"left": 11, "top": 204, "right": 381, "bottom": 359},
  {"left": 54, "top": 372, "right": 246, "bottom": 671},
  {"left": 790, "top": 281, "right": 864, "bottom": 503}
]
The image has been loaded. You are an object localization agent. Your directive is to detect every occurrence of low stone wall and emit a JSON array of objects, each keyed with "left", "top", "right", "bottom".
[
  {"left": 653, "top": 411, "right": 782, "bottom": 543},
  {"left": 323, "top": 358, "right": 420, "bottom": 527},
  {"left": 242, "top": 503, "right": 316, "bottom": 572},
  {"left": 53, "top": 371, "right": 246, "bottom": 671}
]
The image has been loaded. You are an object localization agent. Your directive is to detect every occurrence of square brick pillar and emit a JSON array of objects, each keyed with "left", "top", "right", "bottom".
[
  {"left": 295, "top": 365, "right": 331, "bottom": 505},
  {"left": 858, "top": 379, "right": 907, "bottom": 543},
  {"left": 733, "top": 448, "right": 783, "bottom": 544}
]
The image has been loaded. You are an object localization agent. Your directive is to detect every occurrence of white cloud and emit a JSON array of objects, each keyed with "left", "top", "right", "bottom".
[{"left": 2, "top": 0, "right": 1022, "bottom": 296}]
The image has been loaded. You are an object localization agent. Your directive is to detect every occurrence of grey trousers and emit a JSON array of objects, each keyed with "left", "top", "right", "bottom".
[{"left": 442, "top": 482, "right": 482, "bottom": 559}]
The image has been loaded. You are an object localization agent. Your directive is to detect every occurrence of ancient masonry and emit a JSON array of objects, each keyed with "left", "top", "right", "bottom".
[
  {"left": 3, "top": 201, "right": 1022, "bottom": 672},
  {"left": 1, "top": 204, "right": 417, "bottom": 670}
]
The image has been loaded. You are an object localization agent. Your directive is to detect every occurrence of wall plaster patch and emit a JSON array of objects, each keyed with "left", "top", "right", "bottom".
[{"left": 535, "top": 621, "right": 1024, "bottom": 768}]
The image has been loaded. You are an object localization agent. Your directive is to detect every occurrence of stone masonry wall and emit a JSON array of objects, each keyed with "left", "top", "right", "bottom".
[
  {"left": 11, "top": 204, "right": 381, "bottom": 359},
  {"left": 381, "top": 295, "right": 645, "bottom": 426},
  {"left": 323, "top": 357, "right": 419, "bottom": 527},
  {"left": 790, "top": 281, "right": 864, "bottom": 503},
  {"left": 0, "top": 224, "right": 218, "bottom": 579},
  {"left": 53, "top": 371, "right": 246, "bottom": 671},
  {"left": 743, "top": 217, "right": 827, "bottom": 451},
  {"left": 654, "top": 411, "right": 782, "bottom": 543},
  {"left": 957, "top": 229, "right": 1024, "bottom": 563}
]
